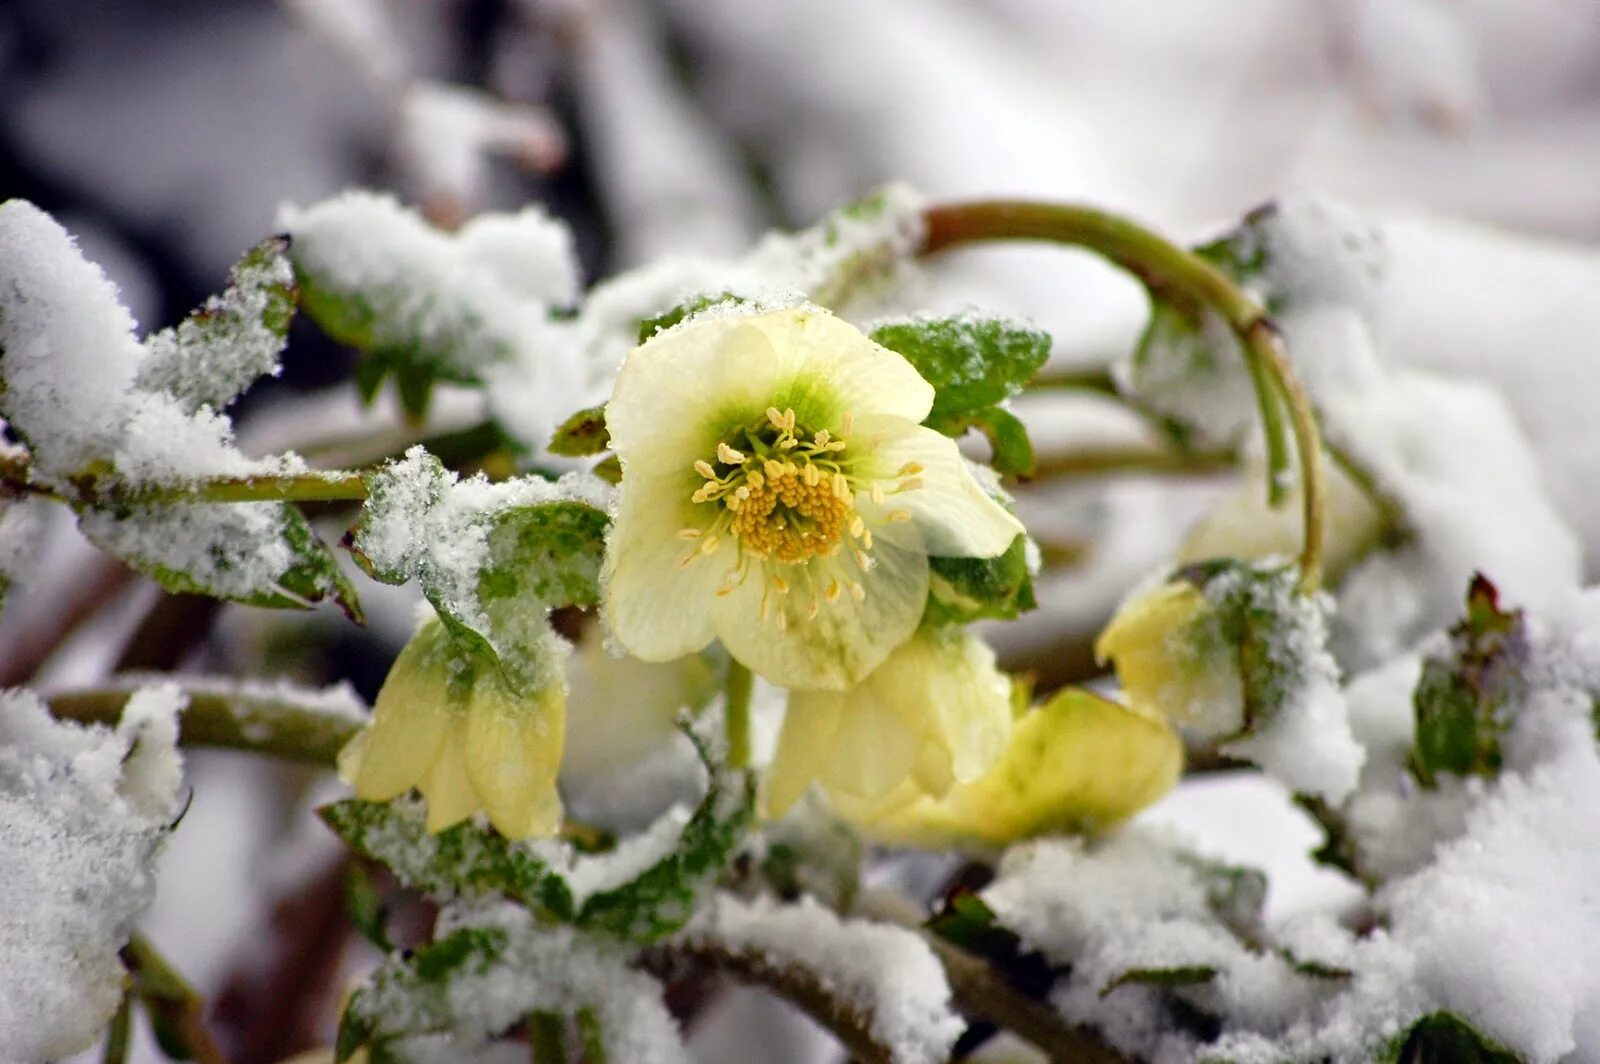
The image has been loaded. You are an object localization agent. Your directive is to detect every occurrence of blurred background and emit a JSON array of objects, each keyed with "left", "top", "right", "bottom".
[{"left": 5, "top": 1, "right": 1600, "bottom": 1061}]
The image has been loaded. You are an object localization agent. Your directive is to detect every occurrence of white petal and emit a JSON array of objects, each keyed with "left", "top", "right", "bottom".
[
  {"left": 765, "top": 693, "right": 844, "bottom": 817},
  {"left": 815, "top": 685, "right": 927, "bottom": 804},
  {"left": 750, "top": 307, "right": 933, "bottom": 424},
  {"left": 602, "top": 471, "right": 721, "bottom": 662},
  {"left": 606, "top": 317, "right": 786, "bottom": 475},
  {"left": 711, "top": 540, "right": 928, "bottom": 691},
  {"left": 857, "top": 416, "right": 1023, "bottom": 558}
]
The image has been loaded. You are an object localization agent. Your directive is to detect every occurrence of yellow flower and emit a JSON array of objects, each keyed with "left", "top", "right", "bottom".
[
  {"left": 338, "top": 615, "right": 566, "bottom": 839},
  {"left": 764, "top": 626, "right": 1013, "bottom": 817},
  {"left": 848, "top": 688, "right": 1182, "bottom": 850},
  {"left": 1094, "top": 578, "right": 1243, "bottom": 737},
  {"left": 602, "top": 305, "right": 1024, "bottom": 690}
]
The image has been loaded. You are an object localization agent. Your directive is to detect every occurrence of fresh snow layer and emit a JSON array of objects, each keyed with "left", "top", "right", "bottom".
[{"left": 0, "top": 685, "right": 185, "bottom": 1061}]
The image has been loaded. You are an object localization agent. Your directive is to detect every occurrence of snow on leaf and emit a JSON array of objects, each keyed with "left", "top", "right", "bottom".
[
  {"left": 349, "top": 446, "right": 611, "bottom": 689},
  {"left": 80, "top": 499, "right": 362, "bottom": 620},
  {"left": 135, "top": 235, "right": 296, "bottom": 412},
  {"left": 867, "top": 313, "right": 1051, "bottom": 435},
  {"left": 1408, "top": 574, "right": 1528, "bottom": 788},
  {"left": 573, "top": 726, "right": 754, "bottom": 943},
  {"left": 320, "top": 796, "right": 575, "bottom": 922},
  {"left": 0, "top": 496, "right": 49, "bottom": 610},
  {"left": 0, "top": 686, "right": 184, "bottom": 1061},
  {"left": 339, "top": 903, "right": 687, "bottom": 1064}
]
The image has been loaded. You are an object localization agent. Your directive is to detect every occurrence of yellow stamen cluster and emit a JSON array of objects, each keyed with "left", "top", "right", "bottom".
[{"left": 679, "top": 406, "right": 920, "bottom": 620}]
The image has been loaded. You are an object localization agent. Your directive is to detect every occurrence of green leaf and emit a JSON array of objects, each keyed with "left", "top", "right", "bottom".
[
  {"left": 575, "top": 727, "right": 755, "bottom": 943},
  {"left": 547, "top": 405, "right": 610, "bottom": 457},
  {"left": 319, "top": 798, "right": 576, "bottom": 921},
  {"left": 344, "top": 863, "right": 392, "bottom": 952},
  {"left": 1100, "top": 965, "right": 1218, "bottom": 997},
  {"left": 79, "top": 501, "right": 363, "bottom": 622},
  {"left": 1179, "top": 853, "right": 1268, "bottom": 948},
  {"left": 135, "top": 236, "right": 297, "bottom": 412},
  {"left": 478, "top": 501, "right": 609, "bottom": 610},
  {"left": 638, "top": 292, "right": 746, "bottom": 344},
  {"left": 869, "top": 314, "right": 1050, "bottom": 431},
  {"left": 964, "top": 405, "right": 1034, "bottom": 477},
  {"left": 1378, "top": 1011, "right": 1522, "bottom": 1064},
  {"left": 923, "top": 534, "right": 1036, "bottom": 626},
  {"left": 337, "top": 927, "right": 509, "bottom": 1059},
  {"left": 1408, "top": 574, "right": 1527, "bottom": 788}
]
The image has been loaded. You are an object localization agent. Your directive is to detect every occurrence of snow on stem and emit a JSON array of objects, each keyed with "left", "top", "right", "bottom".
[{"left": 919, "top": 200, "right": 1327, "bottom": 591}]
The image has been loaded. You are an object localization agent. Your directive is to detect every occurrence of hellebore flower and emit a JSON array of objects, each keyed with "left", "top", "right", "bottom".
[
  {"left": 338, "top": 614, "right": 566, "bottom": 839},
  {"left": 763, "top": 626, "right": 1014, "bottom": 817},
  {"left": 602, "top": 304, "right": 1023, "bottom": 690}
]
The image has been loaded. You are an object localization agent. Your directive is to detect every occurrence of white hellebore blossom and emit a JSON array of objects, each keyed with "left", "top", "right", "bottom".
[{"left": 603, "top": 305, "right": 1023, "bottom": 690}]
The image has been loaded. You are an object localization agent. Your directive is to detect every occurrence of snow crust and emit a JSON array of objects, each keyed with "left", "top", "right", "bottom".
[
  {"left": 0, "top": 685, "right": 185, "bottom": 1061},
  {"left": 686, "top": 893, "right": 963, "bottom": 1064}
]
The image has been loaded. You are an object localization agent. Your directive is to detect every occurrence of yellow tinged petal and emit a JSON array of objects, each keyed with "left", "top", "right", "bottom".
[
  {"left": 464, "top": 683, "right": 566, "bottom": 840},
  {"left": 345, "top": 621, "right": 455, "bottom": 801},
  {"left": 862, "top": 688, "right": 1183, "bottom": 850},
  {"left": 603, "top": 470, "right": 721, "bottom": 663},
  {"left": 420, "top": 722, "right": 479, "bottom": 833},
  {"left": 853, "top": 415, "right": 1023, "bottom": 558},
  {"left": 764, "top": 693, "right": 846, "bottom": 817},
  {"left": 816, "top": 687, "right": 927, "bottom": 804},
  {"left": 1095, "top": 580, "right": 1242, "bottom": 728},
  {"left": 752, "top": 307, "right": 935, "bottom": 424}
]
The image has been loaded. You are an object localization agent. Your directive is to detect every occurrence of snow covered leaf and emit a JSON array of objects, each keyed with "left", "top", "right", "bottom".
[
  {"left": 319, "top": 796, "right": 576, "bottom": 921},
  {"left": 924, "top": 534, "right": 1036, "bottom": 625},
  {"left": 869, "top": 314, "right": 1049, "bottom": 474},
  {"left": 575, "top": 727, "right": 754, "bottom": 943},
  {"left": 135, "top": 235, "right": 296, "bottom": 411},
  {"left": 338, "top": 904, "right": 687, "bottom": 1064},
  {"left": 1408, "top": 574, "right": 1527, "bottom": 788},
  {"left": 78, "top": 500, "right": 360, "bottom": 617},
  {"left": 546, "top": 404, "right": 610, "bottom": 457},
  {"left": 1377, "top": 1011, "right": 1520, "bottom": 1064},
  {"left": 282, "top": 192, "right": 576, "bottom": 420},
  {"left": 637, "top": 292, "right": 746, "bottom": 344},
  {"left": 851, "top": 687, "right": 1182, "bottom": 850},
  {"left": 80, "top": 500, "right": 362, "bottom": 620},
  {"left": 349, "top": 447, "right": 611, "bottom": 689},
  {"left": 0, "top": 686, "right": 185, "bottom": 1062},
  {"left": 0, "top": 496, "right": 48, "bottom": 611}
]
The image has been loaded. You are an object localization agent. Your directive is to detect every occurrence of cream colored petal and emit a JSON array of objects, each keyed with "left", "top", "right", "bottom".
[
  {"left": 420, "top": 721, "right": 480, "bottom": 833},
  {"left": 815, "top": 684, "right": 927, "bottom": 805},
  {"left": 712, "top": 539, "right": 928, "bottom": 691},
  {"left": 602, "top": 470, "right": 722, "bottom": 663},
  {"left": 752, "top": 307, "right": 934, "bottom": 424},
  {"left": 464, "top": 684, "right": 565, "bottom": 839},
  {"left": 881, "top": 628, "right": 1012, "bottom": 791},
  {"left": 764, "top": 691, "right": 845, "bottom": 817},
  {"left": 346, "top": 623, "right": 455, "bottom": 801},
  {"left": 855, "top": 415, "right": 1023, "bottom": 559},
  {"left": 1096, "top": 581, "right": 1243, "bottom": 731},
  {"left": 606, "top": 317, "right": 787, "bottom": 473}
]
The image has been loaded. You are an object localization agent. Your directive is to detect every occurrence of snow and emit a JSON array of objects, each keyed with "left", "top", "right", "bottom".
[
  {"left": 685, "top": 893, "right": 964, "bottom": 1064},
  {"left": 0, "top": 685, "right": 185, "bottom": 1061},
  {"left": 0, "top": 496, "right": 50, "bottom": 597},
  {"left": 362, "top": 898, "right": 688, "bottom": 1064},
  {"left": 394, "top": 82, "right": 565, "bottom": 208},
  {"left": 78, "top": 501, "right": 298, "bottom": 601}
]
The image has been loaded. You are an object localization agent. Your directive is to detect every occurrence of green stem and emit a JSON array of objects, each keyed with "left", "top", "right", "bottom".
[
  {"left": 920, "top": 199, "right": 1327, "bottom": 591},
  {"left": 47, "top": 684, "right": 362, "bottom": 765},
  {"left": 123, "top": 934, "right": 231, "bottom": 1064},
  {"left": 528, "top": 1010, "right": 568, "bottom": 1064},
  {"left": 1027, "top": 364, "right": 1121, "bottom": 396},
  {"left": 724, "top": 660, "right": 754, "bottom": 771},
  {"left": 0, "top": 451, "right": 371, "bottom": 507},
  {"left": 1029, "top": 443, "right": 1234, "bottom": 481},
  {"left": 575, "top": 1006, "right": 607, "bottom": 1064},
  {"left": 102, "top": 995, "right": 132, "bottom": 1064}
]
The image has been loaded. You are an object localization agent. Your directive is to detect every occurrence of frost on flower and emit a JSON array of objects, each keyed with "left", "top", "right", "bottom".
[
  {"left": 602, "top": 304, "right": 1023, "bottom": 690},
  {"left": 684, "top": 893, "right": 964, "bottom": 1064},
  {"left": 338, "top": 613, "right": 567, "bottom": 839},
  {"left": 1097, "top": 561, "right": 1364, "bottom": 802},
  {"left": 0, "top": 686, "right": 185, "bottom": 1061},
  {"left": 765, "top": 625, "right": 1013, "bottom": 817}
]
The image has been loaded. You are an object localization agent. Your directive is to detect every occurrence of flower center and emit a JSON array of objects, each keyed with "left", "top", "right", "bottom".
[{"left": 678, "top": 406, "right": 920, "bottom": 622}]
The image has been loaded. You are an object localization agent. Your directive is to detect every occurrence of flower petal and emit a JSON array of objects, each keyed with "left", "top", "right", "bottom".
[
  {"left": 880, "top": 628, "right": 1012, "bottom": 794},
  {"left": 606, "top": 317, "right": 787, "bottom": 474},
  {"left": 764, "top": 692, "right": 844, "bottom": 817},
  {"left": 855, "top": 416, "right": 1023, "bottom": 558},
  {"left": 814, "top": 685, "right": 927, "bottom": 804},
  {"left": 420, "top": 722, "right": 480, "bottom": 833},
  {"left": 464, "top": 684, "right": 566, "bottom": 839},
  {"left": 602, "top": 470, "right": 721, "bottom": 662},
  {"left": 712, "top": 540, "right": 928, "bottom": 690},
  {"left": 344, "top": 624, "right": 454, "bottom": 801},
  {"left": 751, "top": 307, "right": 934, "bottom": 424}
]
